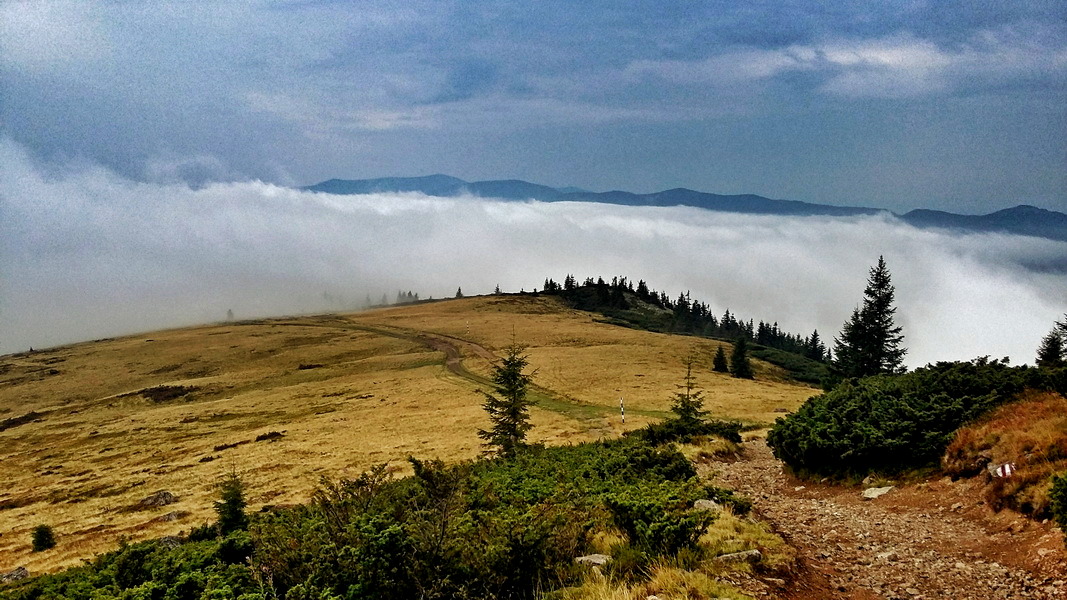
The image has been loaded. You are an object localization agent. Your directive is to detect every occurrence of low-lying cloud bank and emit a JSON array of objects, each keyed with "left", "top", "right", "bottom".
[{"left": 2, "top": 138, "right": 1065, "bottom": 368}]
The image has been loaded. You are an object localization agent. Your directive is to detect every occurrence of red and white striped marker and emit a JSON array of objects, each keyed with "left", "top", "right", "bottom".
[{"left": 992, "top": 463, "right": 1016, "bottom": 478}]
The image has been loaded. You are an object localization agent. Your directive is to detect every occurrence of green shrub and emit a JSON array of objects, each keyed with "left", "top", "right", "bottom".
[
  {"left": 1052, "top": 472, "right": 1067, "bottom": 538},
  {"left": 767, "top": 358, "right": 1035, "bottom": 477},
  {"left": 605, "top": 482, "right": 714, "bottom": 555},
  {"left": 30, "top": 524, "right": 55, "bottom": 552},
  {"left": 604, "top": 542, "right": 650, "bottom": 580},
  {"left": 1, "top": 536, "right": 257, "bottom": 600},
  {"left": 629, "top": 418, "right": 743, "bottom": 445},
  {"left": 749, "top": 346, "right": 828, "bottom": 385}
]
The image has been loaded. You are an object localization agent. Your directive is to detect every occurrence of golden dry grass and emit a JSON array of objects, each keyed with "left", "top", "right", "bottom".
[
  {"left": 0, "top": 294, "right": 815, "bottom": 572},
  {"left": 560, "top": 566, "right": 753, "bottom": 600},
  {"left": 557, "top": 506, "right": 788, "bottom": 600},
  {"left": 943, "top": 390, "right": 1067, "bottom": 517}
]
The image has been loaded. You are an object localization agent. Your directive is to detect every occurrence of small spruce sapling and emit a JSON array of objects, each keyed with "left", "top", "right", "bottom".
[
  {"left": 31, "top": 524, "right": 56, "bottom": 552},
  {"left": 478, "top": 345, "right": 535, "bottom": 458},
  {"left": 670, "top": 358, "right": 708, "bottom": 428},
  {"left": 215, "top": 470, "right": 249, "bottom": 535}
]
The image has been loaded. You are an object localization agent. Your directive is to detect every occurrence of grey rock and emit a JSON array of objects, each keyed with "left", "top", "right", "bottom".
[
  {"left": 713, "top": 549, "right": 763, "bottom": 564},
  {"left": 157, "top": 536, "right": 181, "bottom": 550},
  {"left": 1, "top": 566, "right": 29, "bottom": 582},
  {"left": 575, "top": 553, "right": 611, "bottom": 566},
  {"left": 138, "top": 490, "right": 179, "bottom": 509},
  {"left": 693, "top": 499, "right": 721, "bottom": 512}
]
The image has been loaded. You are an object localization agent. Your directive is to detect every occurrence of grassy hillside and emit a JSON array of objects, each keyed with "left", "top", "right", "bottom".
[
  {"left": 944, "top": 390, "right": 1067, "bottom": 518},
  {"left": 0, "top": 294, "right": 815, "bottom": 573}
]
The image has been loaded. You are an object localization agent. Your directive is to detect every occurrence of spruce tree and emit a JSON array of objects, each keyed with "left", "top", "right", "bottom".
[
  {"left": 478, "top": 345, "right": 534, "bottom": 457},
  {"left": 806, "top": 330, "right": 825, "bottom": 361},
  {"left": 31, "top": 524, "right": 56, "bottom": 552},
  {"left": 712, "top": 345, "right": 729, "bottom": 373},
  {"left": 670, "top": 359, "right": 708, "bottom": 427},
  {"left": 214, "top": 471, "right": 249, "bottom": 534},
  {"left": 1037, "top": 317, "right": 1066, "bottom": 368},
  {"left": 1037, "top": 332, "right": 1064, "bottom": 368},
  {"left": 832, "top": 256, "right": 906, "bottom": 379},
  {"left": 729, "top": 337, "right": 754, "bottom": 379}
]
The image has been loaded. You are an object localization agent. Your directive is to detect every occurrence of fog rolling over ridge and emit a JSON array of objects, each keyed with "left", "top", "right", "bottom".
[{"left": 2, "top": 138, "right": 1065, "bottom": 368}]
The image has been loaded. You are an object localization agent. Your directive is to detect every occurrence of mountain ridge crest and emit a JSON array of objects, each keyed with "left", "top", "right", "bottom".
[{"left": 301, "top": 176, "right": 1067, "bottom": 242}]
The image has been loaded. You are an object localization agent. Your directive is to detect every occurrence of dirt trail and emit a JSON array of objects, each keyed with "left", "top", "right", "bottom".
[
  {"left": 711, "top": 440, "right": 1067, "bottom": 600},
  {"left": 338, "top": 320, "right": 620, "bottom": 425}
]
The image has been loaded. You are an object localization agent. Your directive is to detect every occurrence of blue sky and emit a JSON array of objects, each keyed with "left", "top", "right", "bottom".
[{"left": 2, "top": 0, "right": 1065, "bottom": 213}]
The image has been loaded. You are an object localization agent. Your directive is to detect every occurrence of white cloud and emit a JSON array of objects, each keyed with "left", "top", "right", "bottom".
[
  {"left": 0, "top": 0, "right": 111, "bottom": 74},
  {"left": 624, "top": 30, "right": 1067, "bottom": 99},
  {"left": 626, "top": 49, "right": 812, "bottom": 85},
  {"left": 2, "top": 138, "right": 1065, "bottom": 367}
]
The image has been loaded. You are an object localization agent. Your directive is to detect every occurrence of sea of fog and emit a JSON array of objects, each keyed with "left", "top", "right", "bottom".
[{"left": 2, "top": 138, "right": 1065, "bottom": 368}]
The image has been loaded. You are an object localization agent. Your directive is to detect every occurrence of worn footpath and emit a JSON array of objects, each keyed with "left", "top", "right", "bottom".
[{"left": 710, "top": 439, "right": 1066, "bottom": 600}]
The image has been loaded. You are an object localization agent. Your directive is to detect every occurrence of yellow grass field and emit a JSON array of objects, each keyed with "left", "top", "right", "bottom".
[{"left": 0, "top": 295, "right": 817, "bottom": 573}]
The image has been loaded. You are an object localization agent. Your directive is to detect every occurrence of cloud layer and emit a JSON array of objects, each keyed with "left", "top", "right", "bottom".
[{"left": 3, "top": 139, "right": 1065, "bottom": 368}]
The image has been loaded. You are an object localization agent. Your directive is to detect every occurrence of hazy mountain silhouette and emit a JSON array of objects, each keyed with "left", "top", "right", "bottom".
[
  {"left": 900, "top": 205, "right": 1067, "bottom": 242},
  {"left": 303, "top": 176, "right": 1067, "bottom": 242}
]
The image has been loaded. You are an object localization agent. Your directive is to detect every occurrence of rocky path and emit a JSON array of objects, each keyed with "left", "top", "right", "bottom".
[{"left": 711, "top": 439, "right": 1066, "bottom": 600}]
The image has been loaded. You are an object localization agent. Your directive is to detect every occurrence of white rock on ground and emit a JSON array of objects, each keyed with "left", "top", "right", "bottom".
[{"left": 862, "top": 485, "right": 895, "bottom": 500}]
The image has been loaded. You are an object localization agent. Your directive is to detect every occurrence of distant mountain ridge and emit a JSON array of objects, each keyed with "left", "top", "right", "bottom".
[{"left": 302, "top": 176, "right": 1067, "bottom": 243}]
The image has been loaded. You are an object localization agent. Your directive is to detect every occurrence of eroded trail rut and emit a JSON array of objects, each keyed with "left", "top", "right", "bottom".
[{"left": 712, "top": 440, "right": 1066, "bottom": 600}]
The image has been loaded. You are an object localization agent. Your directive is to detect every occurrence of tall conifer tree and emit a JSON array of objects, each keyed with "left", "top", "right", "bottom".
[
  {"left": 1036, "top": 315, "right": 1067, "bottom": 368},
  {"left": 729, "top": 337, "right": 754, "bottom": 379},
  {"left": 712, "top": 345, "right": 729, "bottom": 373},
  {"left": 832, "top": 256, "right": 906, "bottom": 379}
]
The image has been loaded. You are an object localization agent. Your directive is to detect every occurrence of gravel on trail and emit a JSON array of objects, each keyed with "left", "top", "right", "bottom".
[{"left": 709, "top": 439, "right": 1067, "bottom": 600}]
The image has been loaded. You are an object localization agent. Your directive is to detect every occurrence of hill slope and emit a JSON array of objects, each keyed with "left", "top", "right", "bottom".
[{"left": 0, "top": 295, "right": 815, "bottom": 573}]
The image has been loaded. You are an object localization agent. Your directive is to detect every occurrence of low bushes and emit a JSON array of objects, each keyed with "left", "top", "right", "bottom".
[
  {"left": 2, "top": 436, "right": 753, "bottom": 600},
  {"left": 251, "top": 438, "right": 737, "bottom": 600},
  {"left": 1, "top": 534, "right": 255, "bottom": 600},
  {"left": 767, "top": 358, "right": 1040, "bottom": 477},
  {"left": 628, "top": 417, "right": 743, "bottom": 446}
]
